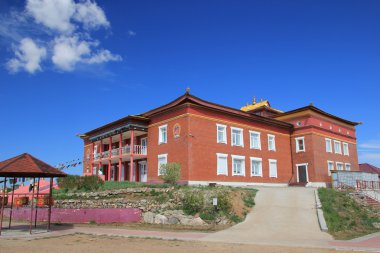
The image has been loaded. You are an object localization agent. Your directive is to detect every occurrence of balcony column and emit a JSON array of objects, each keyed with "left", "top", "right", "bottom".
[
  {"left": 129, "top": 129, "right": 135, "bottom": 182},
  {"left": 108, "top": 136, "right": 112, "bottom": 181},
  {"left": 99, "top": 139, "right": 103, "bottom": 176},
  {"left": 118, "top": 133, "right": 122, "bottom": 181},
  {"left": 91, "top": 142, "right": 95, "bottom": 175}
]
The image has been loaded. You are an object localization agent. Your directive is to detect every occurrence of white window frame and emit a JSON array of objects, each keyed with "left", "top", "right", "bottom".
[
  {"left": 231, "top": 127, "right": 244, "bottom": 147},
  {"left": 334, "top": 140, "right": 342, "bottom": 154},
  {"left": 336, "top": 162, "right": 344, "bottom": 171},
  {"left": 295, "top": 137, "right": 305, "bottom": 152},
  {"left": 250, "top": 157, "right": 263, "bottom": 177},
  {"left": 216, "top": 124, "right": 227, "bottom": 144},
  {"left": 343, "top": 142, "right": 349, "bottom": 156},
  {"left": 327, "top": 160, "right": 334, "bottom": 176},
  {"left": 231, "top": 155, "right": 245, "bottom": 176},
  {"left": 345, "top": 163, "right": 351, "bottom": 171},
  {"left": 158, "top": 124, "right": 168, "bottom": 144},
  {"left": 216, "top": 153, "right": 228, "bottom": 176},
  {"left": 157, "top": 154, "right": 168, "bottom": 175},
  {"left": 325, "top": 138, "right": 332, "bottom": 153},
  {"left": 268, "top": 159, "right": 278, "bottom": 178},
  {"left": 296, "top": 163, "right": 309, "bottom": 183},
  {"left": 249, "top": 131, "right": 261, "bottom": 150},
  {"left": 268, "top": 134, "right": 276, "bottom": 151}
]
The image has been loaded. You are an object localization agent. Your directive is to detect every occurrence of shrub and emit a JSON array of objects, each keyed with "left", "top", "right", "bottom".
[
  {"left": 200, "top": 212, "right": 217, "bottom": 221},
  {"left": 183, "top": 190, "right": 204, "bottom": 215},
  {"left": 159, "top": 163, "right": 181, "bottom": 185},
  {"left": 81, "top": 175, "right": 104, "bottom": 191},
  {"left": 216, "top": 190, "right": 232, "bottom": 213},
  {"left": 243, "top": 189, "right": 257, "bottom": 208},
  {"left": 57, "top": 175, "right": 81, "bottom": 191}
]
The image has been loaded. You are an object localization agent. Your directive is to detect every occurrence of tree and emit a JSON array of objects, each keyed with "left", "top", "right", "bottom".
[{"left": 160, "top": 162, "right": 181, "bottom": 184}]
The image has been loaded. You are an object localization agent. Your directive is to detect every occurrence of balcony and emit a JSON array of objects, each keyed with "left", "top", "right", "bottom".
[{"left": 93, "top": 145, "right": 147, "bottom": 160}]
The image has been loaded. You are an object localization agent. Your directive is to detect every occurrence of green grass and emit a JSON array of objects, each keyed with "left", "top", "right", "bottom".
[{"left": 318, "top": 188, "right": 380, "bottom": 240}]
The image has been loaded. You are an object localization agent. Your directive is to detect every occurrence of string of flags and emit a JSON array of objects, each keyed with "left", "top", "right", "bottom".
[{"left": 55, "top": 158, "right": 84, "bottom": 171}]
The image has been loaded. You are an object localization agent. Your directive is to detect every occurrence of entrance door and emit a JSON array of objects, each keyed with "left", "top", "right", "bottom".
[
  {"left": 139, "top": 162, "right": 147, "bottom": 182},
  {"left": 297, "top": 164, "right": 308, "bottom": 183},
  {"left": 141, "top": 138, "right": 147, "bottom": 154}
]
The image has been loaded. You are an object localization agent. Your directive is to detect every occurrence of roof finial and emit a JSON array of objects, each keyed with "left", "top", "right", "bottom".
[
  {"left": 185, "top": 87, "right": 190, "bottom": 94},
  {"left": 260, "top": 98, "right": 263, "bottom": 102},
  {"left": 252, "top": 96, "right": 256, "bottom": 105},
  {"left": 310, "top": 102, "right": 314, "bottom": 106}
]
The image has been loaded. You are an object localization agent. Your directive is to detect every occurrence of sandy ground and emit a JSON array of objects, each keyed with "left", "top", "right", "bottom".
[{"left": 0, "top": 234, "right": 354, "bottom": 253}]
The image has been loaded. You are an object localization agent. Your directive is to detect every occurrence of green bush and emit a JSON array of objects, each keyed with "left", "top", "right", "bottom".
[
  {"left": 159, "top": 163, "right": 181, "bottom": 185},
  {"left": 81, "top": 175, "right": 104, "bottom": 191},
  {"left": 200, "top": 211, "right": 217, "bottom": 221},
  {"left": 243, "top": 189, "right": 257, "bottom": 208},
  {"left": 216, "top": 190, "right": 232, "bottom": 213},
  {"left": 57, "top": 175, "right": 81, "bottom": 191},
  {"left": 183, "top": 190, "right": 204, "bottom": 215}
]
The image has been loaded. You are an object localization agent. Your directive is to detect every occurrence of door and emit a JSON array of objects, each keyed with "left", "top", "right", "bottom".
[
  {"left": 297, "top": 164, "right": 308, "bottom": 183},
  {"left": 141, "top": 137, "right": 147, "bottom": 154},
  {"left": 139, "top": 162, "right": 147, "bottom": 182}
]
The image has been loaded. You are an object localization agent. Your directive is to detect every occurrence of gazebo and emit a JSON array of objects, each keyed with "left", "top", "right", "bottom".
[{"left": 0, "top": 153, "right": 67, "bottom": 235}]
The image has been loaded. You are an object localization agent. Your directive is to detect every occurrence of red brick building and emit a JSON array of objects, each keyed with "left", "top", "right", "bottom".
[{"left": 79, "top": 91, "right": 360, "bottom": 187}]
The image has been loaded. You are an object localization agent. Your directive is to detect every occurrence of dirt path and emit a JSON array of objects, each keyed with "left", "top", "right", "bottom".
[
  {"left": 203, "top": 187, "right": 332, "bottom": 247},
  {"left": 0, "top": 234, "right": 353, "bottom": 253}
]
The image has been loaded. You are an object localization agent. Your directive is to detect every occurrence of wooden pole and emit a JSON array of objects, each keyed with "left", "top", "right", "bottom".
[
  {"left": 29, "top": 178, "right": 35, "bottom": 235},
  {"left": 8, "top": 177, "right": 16, "bottom": 229},
  {"left": 34, "top": 178, "right": 40, "bottom": 228},
  {"left": 47, "top": 177, "right": 53, "bottom": 231},
  {"left": 0, "top": 177, "right": 7, "bottom": 236}
]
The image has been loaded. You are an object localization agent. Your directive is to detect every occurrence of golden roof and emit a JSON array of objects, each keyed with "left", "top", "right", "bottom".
[{"left": 240, "top": 100, "right": 283, "bottom": 113}]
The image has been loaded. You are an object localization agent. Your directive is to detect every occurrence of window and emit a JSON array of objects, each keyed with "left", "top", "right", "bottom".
[
  {"left": 345, "top": 163, "right": 351, "bottom": 171},
  {"left": 231, "top": 127, "right": 244, "bottom": 147},
  {"left": 216, "top": 124, "right": 227, "bottom": 144},
  {"left": 327, "top": 161, "right": 334, "bottom": 176},
  {"left": 157, "top": 154, "right": 168, "bottom": 175},
  {"left": 343, "top": 142, "right": 349, "bottom": 156},
  {"left": 250, "top": 157, "right": 262, "bottom": 177},
  {"left": 216, "top": 153, "right": 228, "bottom": 175},
  {"left": 249, "top": 131, "right": 261, "bottom": 149},
  {"left": 325, "top": 138, "right": 332, "bottom": 153},
  {"left": 268, "top": 134, "right": 276, "bottom": 151},
  {"left": 232, "top": 155, "right": 245, "bottom": 176},
  {"left": 334, "top": 140, "right": 342, "bottom": 154},
  {"left": 269, "top": 159, "right": 277, "bottom": 178},
  {"left": 336, "top": 162, "right": 344, "bottom": 171},
  {"left": 295, "top": 137, "right": 305, "bottom": 152},
  {"left": 158, "top": 125, "right": 167, "bottom": 144}
]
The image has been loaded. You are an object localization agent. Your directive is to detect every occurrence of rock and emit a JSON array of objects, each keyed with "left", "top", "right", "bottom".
[
  {"left": 373, "top": 222, "right": 380, "bottom": 229},
  {"left": 168, "top": 216, "right": 180, "bottom": 224},
  {"left": 190, "top": 217, "right": 206, "bottom": 226},
  {"left": 154, "top": 214, "right": 168, "bottom": 224},
  {"left": 143, "top": 212, "right": 155, "bottom": 223}
]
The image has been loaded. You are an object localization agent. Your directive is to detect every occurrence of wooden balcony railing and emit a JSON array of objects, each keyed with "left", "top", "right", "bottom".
[{"left": 93, "top": 145, "right": 147, "bottom": 160}]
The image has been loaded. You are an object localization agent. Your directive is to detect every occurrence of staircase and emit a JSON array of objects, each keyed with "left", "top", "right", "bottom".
[
  {"left": 364, "top": 196, "right": 380, "bottom": 209},
  {"left": 289, "top": 182, "right": 307, "bottom": 187}
]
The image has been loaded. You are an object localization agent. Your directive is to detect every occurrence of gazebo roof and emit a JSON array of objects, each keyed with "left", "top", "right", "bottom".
[{"left": 0, "top": 153, "right": 67, "bottom": 178}]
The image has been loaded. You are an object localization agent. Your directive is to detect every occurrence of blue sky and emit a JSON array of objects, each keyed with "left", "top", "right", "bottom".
[{"left": 0, "top": 0, "right": 379, "bottom": 175}]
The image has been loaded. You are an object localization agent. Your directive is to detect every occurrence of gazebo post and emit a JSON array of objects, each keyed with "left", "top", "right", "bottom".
[
  {"left": 29, "top": 177, "right": 35, "bottom": 235},
  {"left": 47, "top": 177, "right": 53, "bottom": 231},
  {"left": 0, "top": 177, "right": 7, "bottom": 236},
  {"left": 8, "top": 177, "right": 16, "bottom": 229},
  {"left": 34, "top": 177, "right": 40, "bottom": 228}
]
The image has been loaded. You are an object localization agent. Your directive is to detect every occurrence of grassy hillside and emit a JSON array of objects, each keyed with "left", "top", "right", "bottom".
[{"left": 318, "top": 188, "right": 380, "bottom": 240}]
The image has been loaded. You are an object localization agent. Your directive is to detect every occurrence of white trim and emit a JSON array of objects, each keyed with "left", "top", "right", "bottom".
[
  {"left": 268, "top": 134, "right": 276, "bottom": 151},
  {"left": 216, "top": 153, "right": 228, "bottom": 176},
  {"left": 231, "top": 155, "right": 245, "bottom": 176},
  {"left": 333, "top": 140, "right": 342, "bottom": 154},
  {"left": 158, "top": 124, "right": 168, "bottom": 144},
  {"left": 327, "top": 160, "right": 334, "bottom": 176},
  {"left": 188, "top": 180, "right": 288, "bottom": 187},
  {"left": 250, "top": 157, "right": 263, "bottom": 177},
  {"left": 295, "top": 137, "right": 305, "bottom": 153},
  {"left": 325, "top": 138, "right": 332, "bottom": 153},
  {"left": 306, "top": 182, "right": 327, "bottom": 188},
  {"left": 296, "top": 163, "right": 309, "bottom": 183},
  {"left": 231, "top": 127, "right": 244, "bottom": 147},
  {"left": 268, "top": 159, "right": 278, "bottom": 178},
  {"left": 157, "top": 153, "right": 168, "bottom": 175},
  {"left": 336, "top": 162, "right": 344, "bottom": 171},
  {"left": 345, "top": 163, "right": 351, "bottom": 171},
  {"left": 249, "top": 130, "right": 261, "bottom": 150},
  {"left": 343, "top": 142, "right": 349, "bottom": 156},
  {"left": 216, "top": 124, "right": 227, "bottom": 144}
]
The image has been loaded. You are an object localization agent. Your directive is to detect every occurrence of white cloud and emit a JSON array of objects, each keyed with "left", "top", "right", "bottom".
[
  {"left": 74, "top": 0, "right": 109, "bottom": 30},
  {"left": 52, "top": 36, "right": 90, "bottom": 71},
  {"left": 359, "top": 153, "right": 380, "bottom": 167},
  {"left": 128, "top": 30, "right": 136, "bottom": 37},
  {"left": 26, "top": 0, "right": 76, "bottom": 33},
  {"left": 359, "top": 142, "right": 380, "bottom": 149},
  {"left": 6, "top": 38, "right": 46, "bottom": 74},
  {"left": 52, "top": 36, "right": 121, "bottom": 71}
]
